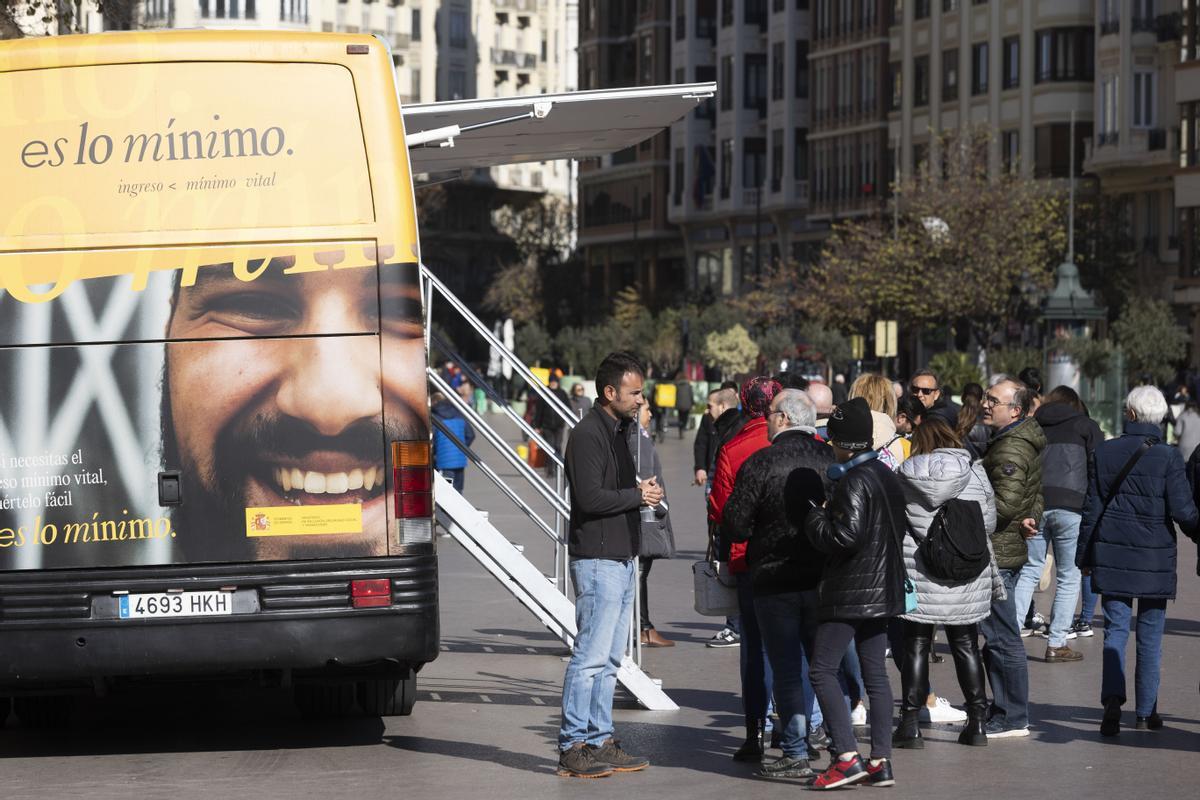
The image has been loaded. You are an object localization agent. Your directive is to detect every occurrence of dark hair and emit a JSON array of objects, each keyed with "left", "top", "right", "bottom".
[
  {"left": 773, "top": 371, "right": 810, "bottom": 391},
  {"left": 1018, "top": 366, "right": 1043, "bottom": 396},
  {"left": 910, "top": 368, "right": 939, "bottom": 389},
  {"left": 912, "top": 416, "right": 962, "bottom": 455},
  {"left": 956, "top": 383, "right": 984, "bottom": 441},
  {"left": 961, "top": 382, "right": 984, "bottom": 403},
  {"left": 720, "top": 380, "right": 740, "bottom": 392},
  {"left": 1044, "top": 385, "right": 1085, "bottom": 413},
  {"left": 595, "top": 351, "right": 645, "bottom": 395},
  {"left": 896, "top": 394, "right": 924, "bottom": 424}
]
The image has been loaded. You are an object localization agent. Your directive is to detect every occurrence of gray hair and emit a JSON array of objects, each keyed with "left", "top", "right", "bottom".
[
  {"left": 777, "top": 389, "right": 817, "bottom": 429},
  {"left": 1126, "top": 385, "right": 1168, "bottom": 425},
  {"left": 989, "top": 374, "right": 1034, "bottom": 417}
]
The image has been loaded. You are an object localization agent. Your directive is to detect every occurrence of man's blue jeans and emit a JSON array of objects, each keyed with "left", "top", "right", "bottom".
[
  {"left": 559, "top": 558, "right": 636, "bottom": 750},
  {"left": 1101, "top": 596, "right": 1167, "bottom": 718},
  {"left": 1014, "top": 510, "right": 1082, "bottom": 647},
  {"left": 755, "top": 590, "right": 818, "bottom": 758},
  {"left": 736, "top": 573, "right": 772, "bottom": 720},
  {"left": 979, "top": 568, "right": 1030, "bottom": 729}
]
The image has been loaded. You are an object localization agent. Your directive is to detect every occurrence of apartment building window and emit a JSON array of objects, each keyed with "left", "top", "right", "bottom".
[
  {"left": 1001, "top": 36, "right": 1019, "bottom": 90},
  {"left": 914, "top": 55, "right": 930, "bottom": 107},
  {"left": 771, "top": 130, "right": 784, "bottom": 191},
  {"left": 722, "top": 0, "right": 734, "bottom": 26},
  {"left": 915, "top": 0, "right": 929, "bottom": 20},
  {"left": 971, "top": 42, "right": 988, "bottom": 95},
  {"left": 795, "top": 127, "right": 809, "bottom": 179},
  {"left": 675, "top": 5, "right": 686, "bottom": 40},
  {"left": 942, "top": 48, "right": 958, "bottom": 102},
  {"left": 641, "top": 36, "right": 654, "bottom": 84},
  {"left": 1002, "top": 129, "right": 1019, "bottom": 173},
  {"left": 943, "top": 0, "right": 958, "bottom": 11},
  {"left": 696, "top": 65, "right": 717, "bottom": 118},
  {"left": 720, "top": 139, "right": 733, "bottom": 198},
  {"left": 773, "top": 42, "right": 786, "bottom": 100},
  {"left": 203, "top": 0, "right": 259, "bottom": 19},
  {"left": 412, "top": 8, "right": 421, "bottom": 40},
  {"left": 861, "top": 0, "right": 874, "bottom": 29},
  {"left": 746, "top": 0, "right": 767, "bottom": 25},
  {"left": 1100, "top": 75, "right": 1119, "bottom": 142},
  {"left": 720, "top": 56, "right": 734, "bottom": 110},
  {"left": 889, "top": 0, "right": 900, "bottom": 27},
  {"left": 1036, "top": 28, "right": 1094, "bottom": 83},
  {"left": 448, "top": 69, "right": 466, "bottom": 100},
  {"left": 674, "top": 148, "right": 685, "bottom": 204},
  {"left": 839, "top": 56, "right": 854, "bottom": 115},
  {"left": 1035, "top": 122, "right": 1092, "bottom": 177},
  {"left": 1133, "top": 71, "right": 1157, "bottom": 128},
  {"left": 889, "top": 61, "right": 902, "bottom": 110},
  {"left": 795, "top": 41, "right": 810, "bottom": 99},
  {"left": 862, "top": 49, "right": 877, "bottom": 112},
  {"left": 1132, "top": 0, "right": 1155, "bottom": 31},
  {"left": 411, "top": 69, "right": 421, "bottom": 102},
  {"left": 746, "top": 54, "right": 768, "bottom": 116}
]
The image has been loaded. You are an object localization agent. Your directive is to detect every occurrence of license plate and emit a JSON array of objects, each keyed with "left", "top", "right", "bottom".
[{"left": 118, "top": 591, "right": 233, "bottom": 619}]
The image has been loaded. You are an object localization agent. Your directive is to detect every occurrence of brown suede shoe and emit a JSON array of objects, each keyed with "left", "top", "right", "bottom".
[
  {"left": 1045, "top": 645, "right": 1083, "bottom": 663},
  {"left": 640, "top": 628, "right": 675, "bottom": 647}
]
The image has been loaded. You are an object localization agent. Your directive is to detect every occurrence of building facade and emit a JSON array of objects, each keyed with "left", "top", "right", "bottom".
[
  {"left": 668, "top": 0, "right": 813, "bottom": 300},
  {"left": 1174, "top": 0, "right": 1200, "bottom": 353}
]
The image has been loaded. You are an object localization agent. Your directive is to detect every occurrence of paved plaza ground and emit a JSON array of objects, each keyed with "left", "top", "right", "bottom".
[{"left": 1, "top": 413, "right": 1198, "bottom": 798}]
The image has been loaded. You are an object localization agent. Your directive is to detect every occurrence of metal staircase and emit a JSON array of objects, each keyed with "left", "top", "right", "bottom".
[{"left": 421, "top": 265, "right": 677, "bottom": 712}]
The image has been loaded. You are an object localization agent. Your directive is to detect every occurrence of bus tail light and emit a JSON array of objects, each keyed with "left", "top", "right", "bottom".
[
  {"left": 351, "top": 578, "right": 392, "bottom": 608},
  {"left": 392, "top": 440, "right": 433, "bottom": 547}
]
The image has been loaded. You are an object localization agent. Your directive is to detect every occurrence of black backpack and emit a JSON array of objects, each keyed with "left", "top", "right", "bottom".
[{"left": 912, "top": 498, "right": 989, "bottom": 582}]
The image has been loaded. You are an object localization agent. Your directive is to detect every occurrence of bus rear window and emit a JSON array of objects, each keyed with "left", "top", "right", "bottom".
[{"left": 1, "top": 61, "right": 374, "bottom": 243}]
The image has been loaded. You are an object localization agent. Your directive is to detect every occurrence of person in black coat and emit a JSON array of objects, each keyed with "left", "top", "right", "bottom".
[
  {"left": 692, "top": 386, "right": 745, "bottom": 488},
  {"left": 804, "top": 398, "right": 908, "bottom": 790},
  {"left": 1078, "top": 386, "right": 1200, "bottom": 737},
  {"left": 533, "top": 375, "right": 571, "bottom": 475},
  {"left": 723, "top": 389, "right": 833, "bottom": 780}
]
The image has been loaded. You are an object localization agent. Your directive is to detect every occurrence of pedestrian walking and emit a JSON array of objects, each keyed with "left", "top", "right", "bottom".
[
  {"left": 723, "top": 389, "right": 833, "bottom": 780},
  {"left": 629, "top": 403, "right": 676, "bottom": 648},
  {"left": 893, "top": 417, "right": 1000, "bottom": 749},
  {"left": 805, "top": 398, "right": 908, "bottom": 790},
  {"left": 1078, "top": 386, "right": 1199, "bottom": 737},
  {"left": 569, "top": 381, "right": 591, "bottom": 421},
  {"left": 533, "top": 375, "right": 571, "bottom": 476},
  {"left": 431, "top": 392, "right": 475, "bottom": 493},
  {"left": 1018, "top": 386, "right": 1102, "bottom": 661},
  {"left": 1174, "top": 400, "right": 1200, "bottom": 462},
  {"left": 709, "top": 376, "right": 782, "bottom": 761},
  {"left": 557, "top": 352, "right": 659, "bottom": 779},
  {"left": 674, "top": 377, "right": 695, "bottom": 438},
  {"left": 978, "top": 376, "right": 1045, "bottom": 739}
]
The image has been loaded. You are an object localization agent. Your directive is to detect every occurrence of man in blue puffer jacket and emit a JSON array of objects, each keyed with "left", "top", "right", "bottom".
[
  {"left": 431, "top": 392, "right": 475, "bottom": 493},
  {"left": 1077, "top": 385, "right": 1200, "bottom": 737}
]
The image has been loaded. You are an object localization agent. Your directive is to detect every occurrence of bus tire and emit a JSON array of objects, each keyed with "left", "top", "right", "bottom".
[
  {"left": 357, "top": 672, "right": 416, "bottom": 717},
  {"left": 294, "top": 683, "right": 356, "bottom": 720},
  {"left": 13, "top": 695, "right": 72, "bottom": 729}
]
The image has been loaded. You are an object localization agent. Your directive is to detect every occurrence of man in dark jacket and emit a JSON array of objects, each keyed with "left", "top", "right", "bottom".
[
  {"left": 674, "top": 378, "right": 695, "bottom": 438},
  {"left": 557, "top": 352, "right": 661, "bottom": 779},
  {"left": 1077, "top": 386, "right": 1199, "bottom": 736},
  {"left": 533, "top": 375, "right": 572, "bottom": 474},
  {"left": 693, "top": 386, "right": 744, "bottom": 488},
  {"left": 724, "top": 389, "right": 833, "bottom": 780},
  {"left": 804, "top": 398, "right": 908, "bottom": 790},
  {"left": 979, "top": 376, "right": 1044, "bottom": 739},
  {"left": 909, "top": 369, "right": 960, "bottom": 428}
]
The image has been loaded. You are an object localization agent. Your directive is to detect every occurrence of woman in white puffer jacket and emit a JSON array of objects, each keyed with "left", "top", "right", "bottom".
[{"left": 893, "top": 417, "right": 1001, "bottom": 750}]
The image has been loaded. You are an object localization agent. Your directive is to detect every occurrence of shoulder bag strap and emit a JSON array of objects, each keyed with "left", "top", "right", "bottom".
[{"left": 1094, "top": 437, "right": 1154, "bottom": 527}]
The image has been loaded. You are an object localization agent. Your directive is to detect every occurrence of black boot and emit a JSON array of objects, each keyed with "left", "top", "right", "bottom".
[
  {"left": 947, "top": 624, "right": 989, "bottom": 746},
  {"left": 893, "top": 707, "right": 925, "bottom": 749},
  {"left": 958, "top": 705, "right": 988, "bottom": 746},
  {"left": 733, "top": 716, "right": 764, "bottom": 762}
]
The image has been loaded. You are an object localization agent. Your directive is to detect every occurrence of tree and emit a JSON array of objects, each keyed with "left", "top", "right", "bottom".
[
  {"left": 2, "top": 0, "right": 139, "bottom": 37},
  {"left": 927, "top": 351, "right": 983, "bottom": 393},
  {"left": 704, "top": 324, "right": 759, "bottom": 378},
  {"left": 732, "top": 260, "right": 806, "bottom": 330},
  {"left": 1052, "top": 334, "right": 1113, "bottom": 380},
  {"left": 514, "top": 321, "right": 553, "bottom": 366},
  {"left": 482, "top": 260, "right": 543, "bottom": 326},
  {"left": 1113, "top": 298, "right": 1189, "bottom": 384},
  {"left": 801, "top": 127, "right": 1066, "bottom": 352},
  {"left": 796, "top": 321, "right": 852, "bottom": 377}
]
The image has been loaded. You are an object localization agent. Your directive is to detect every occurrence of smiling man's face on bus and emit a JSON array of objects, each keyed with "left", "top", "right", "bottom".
[{"left": 162, "top": 261, "right": 426, "bottom": 560}]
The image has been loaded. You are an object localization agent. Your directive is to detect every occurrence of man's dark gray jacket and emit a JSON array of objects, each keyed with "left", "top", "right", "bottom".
[{"left": 565, "top": 403, "right": 641, "bottom": 560}]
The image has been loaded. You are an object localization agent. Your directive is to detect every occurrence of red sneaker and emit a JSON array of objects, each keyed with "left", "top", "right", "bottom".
[
  {"left": 811, "top": 754, "right": 868, "bottom": 790},
  {"left": 865, "top": 757, "right": 895, "bottom": 787}
]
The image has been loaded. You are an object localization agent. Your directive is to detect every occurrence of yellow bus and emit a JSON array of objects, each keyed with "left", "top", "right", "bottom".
[{"left": 0, "top": 30, "right": 434, "bottom": 721}]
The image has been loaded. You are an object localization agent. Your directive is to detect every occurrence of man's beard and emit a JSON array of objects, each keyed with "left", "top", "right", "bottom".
[{"left": 161, "top": 377, "right": 426, "bottom": 563}]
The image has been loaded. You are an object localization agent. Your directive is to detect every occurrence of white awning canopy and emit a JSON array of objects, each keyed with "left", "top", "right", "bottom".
[{"left": 401, "top": 83, "right": 716, "bottom": 175}]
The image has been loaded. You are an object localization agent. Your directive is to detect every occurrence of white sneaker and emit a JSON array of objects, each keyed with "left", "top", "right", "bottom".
[
  {"left": 919, "top": 696, "right": 967, "bottom": 724},
  {"left": 850, "top": 703, "right": 868, "bottom": 726}
]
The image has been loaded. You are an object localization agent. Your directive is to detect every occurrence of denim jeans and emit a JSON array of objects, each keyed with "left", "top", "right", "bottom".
[
  {"left": 1101, "top": 596, "right": 1167, "bottom": 717},
  {"left": 978, "top": 568, "right": 1030, "bottom": 729},
  {"left": 755, "top": 590, "right": 818, "bottom": 758},
  {"left": 559, "top": 558, "right": 636, "bottom": 750},
  {"left": 1079, "top": 575, "right": 1100, "bottom": 625},
  {"left": 809, "top": 618, "right": 893, "bottom": 760},
  {"left": 1013, "top": 510, "right": 1082, "bottom": 647},
  {"left": 736, "top": 573, "right": 772, "bottom": 719}
]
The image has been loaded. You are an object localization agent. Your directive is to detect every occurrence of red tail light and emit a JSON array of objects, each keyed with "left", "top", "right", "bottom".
[
  {"left": 392, "top": 441, "right": 432, "bottom": 519},
  {"left": 351, "top": 578, "right": 392, "bottom": 609}
]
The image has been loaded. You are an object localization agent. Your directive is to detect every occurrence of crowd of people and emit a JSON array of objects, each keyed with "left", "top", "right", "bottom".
[{"left": 555, "top": 351, "right": 1200, "bottom": 787}]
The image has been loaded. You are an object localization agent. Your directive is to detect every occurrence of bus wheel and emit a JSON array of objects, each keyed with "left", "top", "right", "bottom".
[
  {"left": 13, "top": 696, "right": 72, "bottom": 729},
  {"left": 293, "top": 683, "right": 356, "bottom": 720},
  {"left": 357, "top": 672, "right": 416, "bottom": 717}
]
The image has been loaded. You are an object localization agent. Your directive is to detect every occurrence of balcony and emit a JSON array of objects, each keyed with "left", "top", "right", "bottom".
[
  {"left": 1100, "top": 20, "right": 1119, "bottom": 36},
  {"left": 1157, "top": 12, "right": 1182, "bottom": 42},
  {"left": 1132, "top": 16, "right": 1156, "bottom": 34},
  {"left": 1085, "top": 128, "right": 1178, "bottom": 174}
]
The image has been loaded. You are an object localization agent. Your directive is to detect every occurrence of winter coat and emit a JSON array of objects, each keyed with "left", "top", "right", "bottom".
[
  {"left": 675, "top": 381, "right": 695, "bottom": 412},
  {"left": 898, "top": 449, "right": 1000, "bottom": 625},
  {"left": 1035, "top": 403, "right": 1103, "bottom": 513},
  {"left": 696, "top": 408, "right": 747, "bottom": 475},
  {"left": 1078, "top": 421, "right": 1200, "bottom": 599},
  {"left": 627, "top": 422, "right": 675, "bottom": 559},
  {"left": 710, "top": 416, "right": 771, "bottom": 573},
  {"left": 965, "top": 422, "right": 991, "bottom": 459},
  {"left": 564, "top": 404, "right": 641, "bottom": 560},
  {"left": 432, "top": 400, "right": 475, "bottom": 470},
  {"left": 926, "top": 397, "right": 961, "bottom": 429},
  {"left": 533, "top": 386, "right": 571, "bottom": 432},
  {"left": 982, "top": 418, "right": 1046, "bottom": 570},
  {"left": 1175, "top": 408, "right": 1200, "bottom": 462},
  {"left": 723, "top": 428, "right": 834, "bottom": 596},
  {"left": 804, "top": 459, "right": 909, "bottom": 620},
  {"left": 569, "top": 394, "right": 592, "bottom": 421}
]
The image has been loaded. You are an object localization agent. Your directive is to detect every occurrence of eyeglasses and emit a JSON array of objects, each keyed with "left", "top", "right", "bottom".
[
  {"left": 768, "top": 409, "right": 787, "bottom": 420},
  {"left": 982, "top": 396, "right": 1018, "bottom": 408},
  {"left": 909, "top": 385, "right": 937, "bottom": 396}
]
